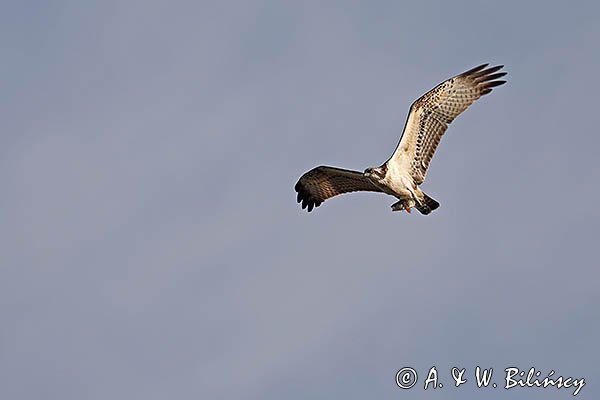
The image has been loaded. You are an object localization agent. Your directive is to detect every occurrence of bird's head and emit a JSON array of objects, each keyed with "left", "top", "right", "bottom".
[{"left": 363, "top": 165, "right": 386, "bottom": 182}]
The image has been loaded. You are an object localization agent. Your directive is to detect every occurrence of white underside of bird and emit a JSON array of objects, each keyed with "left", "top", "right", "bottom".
[{"left": 367, "top": 161, "right": 421, "bottom": 213}]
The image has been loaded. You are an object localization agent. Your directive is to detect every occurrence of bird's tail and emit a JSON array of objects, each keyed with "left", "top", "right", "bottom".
[{"left": 415, "top": 192, "right": 440, "bottom": 215}]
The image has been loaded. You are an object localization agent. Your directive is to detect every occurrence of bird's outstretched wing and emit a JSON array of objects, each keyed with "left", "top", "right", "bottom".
[
  {"left": 294, "top": 166, "right": 383, "bottom": 212},
  {"left": 390, "top": 64, "right": 507, "bottom": 184}
]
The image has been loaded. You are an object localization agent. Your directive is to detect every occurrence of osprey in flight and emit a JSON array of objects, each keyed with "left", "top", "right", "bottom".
[{"left": 294, "top": 63, "right": 507, "bottom": 214}]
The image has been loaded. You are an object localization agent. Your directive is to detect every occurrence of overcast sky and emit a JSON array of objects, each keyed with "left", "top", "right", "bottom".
[{"left": 1, "top": 1, "right": 599, "bottom": 399}]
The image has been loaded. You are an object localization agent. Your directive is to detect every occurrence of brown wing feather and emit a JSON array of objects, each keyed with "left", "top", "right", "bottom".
[
  {"left": 294, "top": 166, "right": 383, "bottom": 212},
  {"left": 391, "top": 64, "right": 507, "bottom": 184}
]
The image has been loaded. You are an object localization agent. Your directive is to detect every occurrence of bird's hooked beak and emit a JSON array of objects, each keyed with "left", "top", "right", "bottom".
[{"left": 363, "top": 168, "right": 372, "bottom": 177}]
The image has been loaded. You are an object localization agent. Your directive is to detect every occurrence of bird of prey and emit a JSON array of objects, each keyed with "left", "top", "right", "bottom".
[{"left": 294, "top": 63, "right": 507, "bottom": 214}]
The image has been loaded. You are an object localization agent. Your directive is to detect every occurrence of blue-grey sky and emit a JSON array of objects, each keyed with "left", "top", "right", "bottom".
[{"left": 1, "top": 1, "right": 599, "bottom": 399}]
